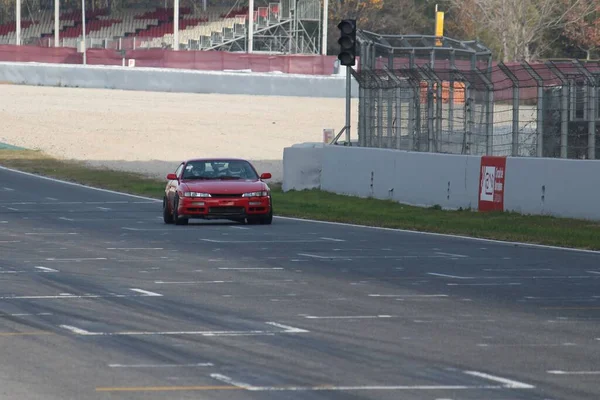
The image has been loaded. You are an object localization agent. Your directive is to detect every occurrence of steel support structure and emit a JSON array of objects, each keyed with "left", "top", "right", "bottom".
[
  {"left": 545, "top": 61, "right": 569, "bottom": 158},
  {"left": 572, "top": 59, "right": 596, "bottom": 160},
  {"left": 498, "top": 62, "right": 520, "bottom": 156},
  {"left": 522, "top": 62, "right": 543, "bottom": 157}
]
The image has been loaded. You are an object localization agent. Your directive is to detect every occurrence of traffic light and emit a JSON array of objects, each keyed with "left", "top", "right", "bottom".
[{"left": 337, "top": 19, "right": 356, "bottom": 66}]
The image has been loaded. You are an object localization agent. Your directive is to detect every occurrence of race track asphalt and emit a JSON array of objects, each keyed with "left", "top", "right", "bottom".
[{"left": 0, "top": 166, "right": 599, "bottom": 400}]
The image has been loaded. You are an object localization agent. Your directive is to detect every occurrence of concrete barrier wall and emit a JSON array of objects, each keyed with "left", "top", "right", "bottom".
[
  {"left": 504, "top": 157, "right": 600, "bottom": 220},
  {"left": 283, "top": 144, "right": 600, "bottom": 220},
  {"left": 282, "top": 143, "right": 325, "bottom": 192},
  {"left": 320, "top": 146, "right": 481, "bottom": 209},
  {"left": 0, "top": 62, "right": 359, "bottom": 98}
]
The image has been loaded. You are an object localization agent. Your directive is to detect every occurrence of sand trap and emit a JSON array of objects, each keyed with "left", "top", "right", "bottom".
[{"left": 0, "top": 84, "right": 358, "bottom": 182}]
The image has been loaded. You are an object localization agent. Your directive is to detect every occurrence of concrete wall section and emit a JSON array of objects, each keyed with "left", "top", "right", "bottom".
[
  {"left": 282, "top": 143, "right": 324, "bottom": 191},
  {"left": 0, "top": 62, "right": 359, "bottom": 98},
  {"left": 281, "top": 144, "right": 480, "bottom": 210},
  {"left": 283, "top": 144, "right": 600, "bottom": 220},
  {"left": 320, "top": 146, "right": 480, "bottom": 209},
  {"left": 504, "top": 157, "right": 600, "bottom": 220}
]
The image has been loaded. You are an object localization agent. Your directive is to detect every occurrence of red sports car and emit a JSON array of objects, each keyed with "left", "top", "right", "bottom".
[{"left": 163, "top": 158, "right": 273, "bottom": 225}]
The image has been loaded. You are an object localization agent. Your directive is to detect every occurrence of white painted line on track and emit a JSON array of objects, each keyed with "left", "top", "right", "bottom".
[
  {"left": 2, "top": 187, "right": 14, "bottom": 191},
  {"left": 129, "top": 288, "right": 163, "bottom": 297},
  {"left": 547, "top": 370, "right": 600, "bottom": 375},
  {"left": 0, "top": 292, "right": 163, "bottom": 300},
  {"left": 58, "top": 217, "right": 74, "bottom": 222},
  {"left": 477, "top": 343, "right": 577, "bottom": 347},
  {"left": 60, "top": 325, "right": 93, "bottom": 335},
  {"left": 6, "top": 207, "right": 18, "bottom": 211},
  {"left": 2, "top": 164, "right": 598, "bottom": 255},
  {"left": 209, "top": 370, "right": 535, "bottom": 391},
  {"left": 155, "top": 280, "right": 234, "bottom": 284},
  {"left": 304, "top": 315, "right": 394, "bottom": 319},
  {"left": 107, "top": 248, "right": 163, "bottom": 250},
  {"left": 483, "top": 268, "right": 553, "bottom": 272},
  {"left": 26, "top": 232, "right": 78, "bottom": 235},
  {"left": 588, "top": 271, "right": 600, "bottom": 275},
  {"left": 0, "top": 270, "right": 25, "bottom": 274},
  {"left": 320, "top": 237, "right": 345, "bottom": 242},
  {"left": 35, "top": 266, "right": 59, "bottom": 273},
  {"left": 202, "top": 239, "right": 323, "bottom": 243},
  {"left": 0, "top": 221, "right": 7, "bottom": 224},
  {"left": 2, "top": 313, "right": 53, "bottom": 317},
  {"left": 230, "top": 226, "right": 250, "bottom": 230},
  {"left": 297, "top": 253, "right": 330, "bottom": 259},
  {"left": 46, "top": 257, "right": 106, "bottom": 262},
  {"left": 0, "top": 241, "right": 20, "bottom": 243},
  {"left": 463, "top": 371, "right": 535, "bottom": 389},
  {"left": 264, "top": 322, "right": 309, "bottom": 333},
  {"left": 428, "top": 273, "right": 472, "bottom": 279},
  {"left": 122, "top": 227, "right": 173, "bottom": 231},
  {"left": 369, "top": 294, "right": 448, "bottom": 298},
  {"left": 210, "top": 374, "right": 254, "bottom": 389},
  {"left": 218, "top": 267, "right": 284, "bottom": 270},
  {"left": 45, "top": 197, "right": 58, "bottom": 201},
  {"left": 59, "top": 322, "right": 309, "bottom": 337},
  {"left": 448, "top": 283, "right": 522, "bottom": 286},
  {"left": 97, "top": 207, "right": 111, "bottom": 211},
  {"left": 109, "top": 363, "right": 214, "bottom": 368},
  {"left": 435, "top": 252, "right": 468, "bottom": 258}
]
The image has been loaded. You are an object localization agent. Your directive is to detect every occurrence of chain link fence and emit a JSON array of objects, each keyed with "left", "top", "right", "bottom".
[{"left": 354, "top": 32, "right": 600, "bottom": 160}]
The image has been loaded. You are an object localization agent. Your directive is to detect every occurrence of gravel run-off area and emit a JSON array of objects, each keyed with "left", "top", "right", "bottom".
[{"left": 0, "top": 84, "right": 359, "bottom": 182}]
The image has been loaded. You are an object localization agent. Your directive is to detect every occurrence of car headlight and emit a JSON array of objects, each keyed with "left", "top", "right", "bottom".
[
  {"left": 242, "top": 191, "right": 269, "bottom": 197},
  {"left": 183, "top": 192, "right": 211, "bottom": 198}
]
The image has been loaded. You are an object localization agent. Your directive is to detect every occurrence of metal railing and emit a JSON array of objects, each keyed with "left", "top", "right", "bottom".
[{"left": 354, "top": 60, "right": 600, "bottom": 160}]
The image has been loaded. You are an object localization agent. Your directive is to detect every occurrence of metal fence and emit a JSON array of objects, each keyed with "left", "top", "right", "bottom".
[{"left": 354, "top": 60, "right": 600, "bottom": 160}]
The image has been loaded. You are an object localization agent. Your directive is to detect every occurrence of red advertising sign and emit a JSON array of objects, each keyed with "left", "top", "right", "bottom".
[{"left": 478, "top": 156, "right": 507, "bottom": 212}]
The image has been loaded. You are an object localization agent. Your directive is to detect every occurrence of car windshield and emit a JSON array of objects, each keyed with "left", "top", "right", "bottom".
[{"left": 181, "top": 160, "right": 259, "bottom": 180}]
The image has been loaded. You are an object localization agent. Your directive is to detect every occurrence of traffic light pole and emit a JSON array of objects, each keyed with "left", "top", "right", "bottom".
[
  {"left": 345, "top": 65, "right": 351, "bottom": 144},
  {"left": 330, "top": 66, "right": 353, "bottom": 146},
  {"left": 331, "top": 18, "right": 356, "bottom": 146}
]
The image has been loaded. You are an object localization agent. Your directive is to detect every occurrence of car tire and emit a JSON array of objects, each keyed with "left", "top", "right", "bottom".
[
  {"left": 259, "top": 206, "right": 273, "bottom": 225},
  {"left": 163, "top": 197, "right": 174, "bottom": 224},
  {"left": 173, "top": 195, "right": 189, "bottom": 226}
]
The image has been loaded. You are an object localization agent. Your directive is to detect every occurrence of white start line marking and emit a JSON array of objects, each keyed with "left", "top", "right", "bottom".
[
  {"left": 108, "top": 363, "right": 214, "bottom": 368},
  {"left": 208, "top": 370, "right": 534, "bottom": 391},
  {"left": 59, "top": 322, "right": 309, "bottom": 337}
]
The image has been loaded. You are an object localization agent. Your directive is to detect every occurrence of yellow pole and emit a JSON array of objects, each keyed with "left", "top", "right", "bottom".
[{"left": 435, "top": 10, "right": 444, "bottom": 46}]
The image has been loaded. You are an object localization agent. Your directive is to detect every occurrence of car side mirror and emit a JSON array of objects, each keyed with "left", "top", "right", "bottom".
[
  {"left": 260, "top": 172, "right": 272, "bottom": 180},
  {"left": 166, "top": 173, "right": 178, "bottom": 180}
]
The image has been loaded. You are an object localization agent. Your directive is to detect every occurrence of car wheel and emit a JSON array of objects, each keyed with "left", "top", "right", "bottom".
[
  {"left": 163, "top": 197, "right": 174, "bottom": 224},
  {"left": 259, "top": 207, "right": 273, "bottom": 225},
  {"left": 173, "top": 195, "right": 189, "bottom": 226}
]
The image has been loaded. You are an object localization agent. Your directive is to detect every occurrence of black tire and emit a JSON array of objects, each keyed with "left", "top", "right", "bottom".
[
  {"left": 163, "top": 197, "right": 174, "bottom": 224},
  {"left": 247, "top": 216, "right": 260, "bottom": 225},
  {"left": 259, "top": 207, "right": 273, "bottom": 225},
  {"left": 173, "top": 195, "right": 189, "bottom": 226}
]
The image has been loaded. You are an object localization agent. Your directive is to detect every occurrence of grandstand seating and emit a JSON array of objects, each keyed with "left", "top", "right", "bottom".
[{"left": 0, "top": 3, "right": 282, "bottom": 50}]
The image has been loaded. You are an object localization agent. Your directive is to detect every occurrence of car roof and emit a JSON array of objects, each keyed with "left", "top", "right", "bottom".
[{"left": 183, "top": 157, "right": 249, "bottom": 163}]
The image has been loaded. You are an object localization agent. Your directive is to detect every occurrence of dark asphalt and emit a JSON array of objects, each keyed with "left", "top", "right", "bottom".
[{"left": 0, "top": 165, "right": 599, "bottom": 400}]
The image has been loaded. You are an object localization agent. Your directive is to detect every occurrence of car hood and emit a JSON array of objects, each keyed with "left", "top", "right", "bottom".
[{"left": 181, "top": 179, "right": 268, "bottom": 194}]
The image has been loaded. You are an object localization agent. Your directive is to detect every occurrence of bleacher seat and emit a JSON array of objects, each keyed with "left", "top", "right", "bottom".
[{"left": 0, "top": 3, "right": 282, "bottom": 50}]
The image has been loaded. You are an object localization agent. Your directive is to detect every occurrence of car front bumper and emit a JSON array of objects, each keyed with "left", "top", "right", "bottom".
[{"left": 178, "top": 196, "right": 271, "bottom": 219}]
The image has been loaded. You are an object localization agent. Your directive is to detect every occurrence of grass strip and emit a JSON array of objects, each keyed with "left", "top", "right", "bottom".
[{"left": 1, "top": 149, "right": 599, "bottom": 250}]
